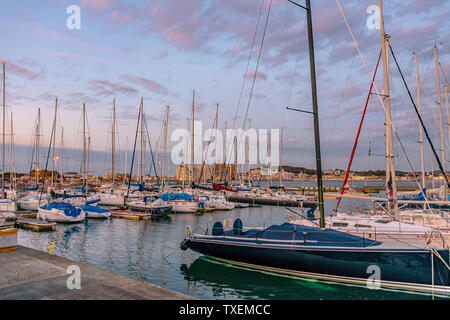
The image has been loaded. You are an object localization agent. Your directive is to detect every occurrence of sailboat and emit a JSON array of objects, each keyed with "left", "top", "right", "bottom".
[
  {"left": 17, "top": 108, "right": 50, "bottom": 211},
  {"left": 180, "top": 0, "right": 450, "bottom": 294},
  {"left": 79, "top": 103, "right": 110, "bottom": 219},
  {"left": 96, "top": 99, "right": 125, "bottom": 207},
  {"left": 36, "top": 99, "right": 86, "bottom": 223},
  {"left": 327, "top": 15, "right": 450, "bottom": 246},
  {"left": 0, "top": 63, "right": 17, "bottom": 212}
]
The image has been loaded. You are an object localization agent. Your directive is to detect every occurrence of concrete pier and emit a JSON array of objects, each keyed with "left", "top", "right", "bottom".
[{"left": 0, "top": 245, "right": 195, "bottom": 300}]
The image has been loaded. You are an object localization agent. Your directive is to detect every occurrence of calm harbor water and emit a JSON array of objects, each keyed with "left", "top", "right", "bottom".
[{"left": 18, "top": 181, "right": 448, "bottom": 300}]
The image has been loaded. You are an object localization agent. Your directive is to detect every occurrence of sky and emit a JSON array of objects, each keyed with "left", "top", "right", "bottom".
[{"left": 0, "top": 0, "right": 449, "bottom": 176}]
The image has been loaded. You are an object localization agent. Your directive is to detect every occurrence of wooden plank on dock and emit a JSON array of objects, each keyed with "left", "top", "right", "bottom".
[
  {"left": 15, "top": 218, "right": 56, "bottom": 232},
  {"left": 111, "top": 211, "right": 151, "bottom": 221},
  {"left": 16, "top": 212, "right": 37, "bottom": 219}
]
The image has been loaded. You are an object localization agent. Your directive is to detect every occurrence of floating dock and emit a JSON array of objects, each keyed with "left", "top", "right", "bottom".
[
  {"left": 226, "top": 196, "right": 317, "bottom": 208},
  {"left": 0, "top": 245, "right": 194, "bottom": 299},
  {"left": 15, "top": 217, "right": 56, "bottom": 232},
  {"left": 111, "top": 210, "right": 152, "bottom": 221}
]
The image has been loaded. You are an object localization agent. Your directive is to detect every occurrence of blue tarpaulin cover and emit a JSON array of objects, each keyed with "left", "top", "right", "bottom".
[
  {"left": 161, "top": 193, "right": 196, "bottom": 201},
  {"left": 81, "top": 204, "right": 110, "bottom": 213},
  {"left": 40, "top": 202, "right": 82, "bottom": 217}
]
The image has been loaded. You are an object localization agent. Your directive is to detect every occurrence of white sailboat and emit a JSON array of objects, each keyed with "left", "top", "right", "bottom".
[
  {"left": 318, "top": 1, "right": 450, "bottom": 249},
  {"left": 0, "top": 63, "right": 16, "bottom": 212}
]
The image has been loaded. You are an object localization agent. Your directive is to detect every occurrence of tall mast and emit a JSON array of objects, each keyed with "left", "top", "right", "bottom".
[
  {"left": 184, "top": 118, "right": 189, "bottom": 188},
  {"left": 36, "top": 108, "right": 40, "bottom": 185},
  {"left": 248, "top": 119, "right": 251, "bottom": 181},
  {"left": 61, "top": 127, "right": 64, "bottom": 187},
  {"left": 191, "top": 90, "right": 195, "bottom": 186},
  {"left": 225, "top": 121, "right": 228, "bottom": 184},
  {"left": 379, "top": 0, "right": 398, "bottom": 219},
  {"left": 214, "top": 104, "right": 219, "bottom": 183},
  {"left": 414, "top": 52, "right": 426, "bottom": 205},
  {"left": 301, "top": 0, "right": 325, "bottom": 228},
  {"left": 124, "top": 136, "right": 128, "bottom": 184},
  {"left": 139, "top": 97, "right": 144, "bottom": 184},
  {"left": 112, "top": 98, "right": 116, "bottom": 186},
  {"left": 434, "top": 45, "right": 447, "bottom": 200},
  {"left": 10, "top": 112, "right": 14, "bottom": 189},
  {"left": 446, "top": 85, "right": 449, "bottom": 149},
  {"left": 82, "top": 103, "right": 86, "bottom": 191},
  {"left": 2, "top": 63, "right": 5, "bottom": 192},
  {"left": 279, "top": 127, "right": 283, "bottom": 187},
  {"left": 51, "top": 98, "right": 58, "bottom": 190},
  {"left": 162, "top": 106, "right": 169, "bottom": 190}
]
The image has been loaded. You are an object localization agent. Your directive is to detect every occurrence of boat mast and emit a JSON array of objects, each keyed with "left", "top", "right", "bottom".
[
  {"left": 279, "top": 127, "right": 283, "bottom": 187},
  {"left": 247, "top": 119, "right": 251, "bottom": 183},
  {"left": 82, "top": 103, "right": 86, "bottom": 193},
  {"left": 51, "top": 98, "right": 58, "bottom": 190},
  {"left": 51, "top": 100, "right": 57, "bottom": 189},
  {"left": 303, "top": 0, "right": 325, "bottom": 228},
  {"left": 139, "top": 97, "right": 144, "bottom": 185},
  {"left": 191, "top": 90, "right": 195, "bottom": 186},
  {"left": 379, "top": 0, "right": 398, "bottom": 219},
  {"left": 124, "top": 136, "right": 128, "bottom": 184},
  {"left": 446, "top": 85, "right": 449, "bottom": 149},
  {"left": 112, "top": 98, "right": 116, "bottom": 186},
  {"left": 413, "top": 52, "right": 426, "bottom": 207},
  {"left": 2, "top": 63, "right": 5, "bottom": 194},
  {"left": 60, "top": 127, "right": 64, "bottom": 187},
  {"left": 162, "top": 105, "right": 169, "bottom": 190},
  {"left": 36, "top": 108, "right": 40, "bottom": 185},
  {"left": 10, "top": 112, "right": 15, "bottom": 189},
  {"left": 434, "top": 45, "right": 447, "bottom": 200}
]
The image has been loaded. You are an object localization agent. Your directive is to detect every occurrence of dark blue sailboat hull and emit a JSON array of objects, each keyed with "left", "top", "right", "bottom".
[{"left": 184, "top": 238, "right": 450, "bottom": 290}]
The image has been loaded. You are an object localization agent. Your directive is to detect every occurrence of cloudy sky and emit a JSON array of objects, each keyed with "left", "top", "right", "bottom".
[{"left": 0, "top": 0, "right": 449, "bottom": 175}]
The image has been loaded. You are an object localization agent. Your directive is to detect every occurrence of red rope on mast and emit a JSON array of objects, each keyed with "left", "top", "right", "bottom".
[{"left": 335, "top": 50, "right": 382, "bottom": 211}]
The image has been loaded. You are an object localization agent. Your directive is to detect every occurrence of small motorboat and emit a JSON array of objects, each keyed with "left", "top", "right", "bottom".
[
  {"left": 38, "top": 202, "right": 85, "bottom": 223},
  {"left": 127, "top": 197, "right": 172, "bottom": 217}
]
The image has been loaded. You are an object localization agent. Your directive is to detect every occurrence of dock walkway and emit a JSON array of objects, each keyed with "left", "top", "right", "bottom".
[{"left": 0, "top": 245, "right": 194, "bottom": 300}]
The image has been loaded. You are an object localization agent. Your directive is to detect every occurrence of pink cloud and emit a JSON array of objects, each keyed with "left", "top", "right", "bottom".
[{"left": 120, "top": 74, "right": 169, "bottom": 95}]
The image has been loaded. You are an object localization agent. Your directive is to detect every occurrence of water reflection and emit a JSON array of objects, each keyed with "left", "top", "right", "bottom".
[{"left": 180, "top": 256, "right": 438, "bottom": 300}]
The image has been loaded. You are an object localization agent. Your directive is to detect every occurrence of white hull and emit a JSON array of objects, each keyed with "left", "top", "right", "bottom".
[
  {"left": 38, "top": 207, "right": 86, "bottom": 223},
  {"left": 291, "top": 212, "right": 450, "bottom": 249},
  {"left": 97, "top": 194, "right": 124, "bottom": 206},
  {"left": 17, "top": 198, "right": 47, "bottom": 211},
  {"left": 170, "top": 201, "right": 198, "bottom": 213},
  {"left": 85, "top": 210, "right": 111, "bottom": 219},
  {"left": 0, "top": 199, "right": 17, "bottom": 212}
]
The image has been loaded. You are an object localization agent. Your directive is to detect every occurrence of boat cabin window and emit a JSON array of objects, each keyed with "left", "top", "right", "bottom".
[
  {"left": 354, "top": 224, "right": 371, "bottom": 228},
  {"left": 375, "top": 220, "right": 390, "bottom": 224}
]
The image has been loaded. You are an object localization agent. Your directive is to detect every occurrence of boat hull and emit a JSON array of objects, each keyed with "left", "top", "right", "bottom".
[
  {"left": 226, "top": 196, "right": 316, "bottom": 208},
  {"left": 37, "top": 208, "right": 86, "bottom": 223},
  {"left": 184, "top": 238, "right": 450, "bottom": 293}
]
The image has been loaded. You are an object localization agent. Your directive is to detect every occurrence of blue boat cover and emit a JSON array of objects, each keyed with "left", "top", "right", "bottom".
[
  {"left": 23, "top": 186, "right": 38, "bottom": 191},
  {"left": 41, "top": 202, "right": 82, "bottom": 217},
  {"left": 161, "top": 193, "right": 196, "bottom": 201},
  {"left": 221, "top": 222, "right": 382, "bottom": 247}
]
